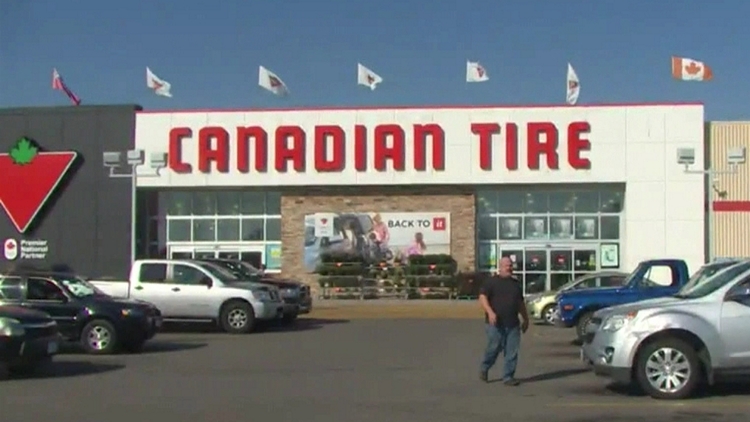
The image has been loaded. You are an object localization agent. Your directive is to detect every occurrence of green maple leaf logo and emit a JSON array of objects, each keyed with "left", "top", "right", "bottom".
[{"left": 9, "top": 137, "right": 38, "bottom": 165}]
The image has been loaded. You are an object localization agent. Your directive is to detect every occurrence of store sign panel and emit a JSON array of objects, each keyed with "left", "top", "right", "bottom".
[
  {"left": 134, "top": 105, "right": 703, "bottom": 187},
  {"left": 0, "top": 137, "right": 78, "bottom": 233}
]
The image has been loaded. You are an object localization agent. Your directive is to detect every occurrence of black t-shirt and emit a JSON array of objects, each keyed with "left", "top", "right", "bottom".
[{"left": 480, "top": 275, "right": 523, "bottom": 328}]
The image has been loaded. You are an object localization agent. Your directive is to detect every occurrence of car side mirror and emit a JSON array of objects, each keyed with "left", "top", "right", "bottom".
[
  {"left": 726, "top": 287, "right": 750, "bottom": 302},
  {"left": 200, "top": 277, "right": 213, "bottom": 288}
]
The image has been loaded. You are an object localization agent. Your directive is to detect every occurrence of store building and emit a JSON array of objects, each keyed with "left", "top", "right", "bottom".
[
  {"left": 706, "top": 121, "right": 750, "bottom": 258},
  {"left": 132, "top": 103, "right": 706, "bottom": 293},
  {"left": 0, "top": 103, "right": 707, "bottom": 292}
]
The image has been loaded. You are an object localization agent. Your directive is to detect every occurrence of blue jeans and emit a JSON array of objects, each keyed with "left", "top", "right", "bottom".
[{"left": 480, "top": 324, "right": 521, "bottom": 380}]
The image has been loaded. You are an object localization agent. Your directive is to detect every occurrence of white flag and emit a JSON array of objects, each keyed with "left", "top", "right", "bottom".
[
  {"left": 466, "top": 61, "right": 489, "bottom": 82},
  {"left": 357, "top": 63, "right": 383, "bottom": 90},
  {"left": 146, "top": 67, "right": 172, "bottom": 98},
  {"left": 258, "top": 65, "right": 289, "bottom": 96},
  {"left": 566, "top": 63, "right": 580, "bottom": 105}
]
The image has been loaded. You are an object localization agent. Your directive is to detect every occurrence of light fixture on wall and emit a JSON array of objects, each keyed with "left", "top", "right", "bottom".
[
  {"left": 102, "top": 149, "right": 167, "bottom": 265},
  {"left": 678, "top": 146, "right": 746, "bottom": 262}
]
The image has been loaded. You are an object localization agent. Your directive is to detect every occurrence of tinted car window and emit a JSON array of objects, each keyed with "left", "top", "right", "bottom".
[
  {"left": 140, "top": 263, "right": 168, "bottom": 283},
  {"left": 600, "top": 275, "right": 626, "bottom": 287},
  {"left": 0, "top": 276, "right": 23, "bottom": 300},
  {"left": 172, "top": 265, "right": 208, "bottom": 285},
  {"left": 576, "top": 277, "right": 597, "bottom": 289},
  {"left": 26, "top": 278, "right": 67, "bottom": 301}
]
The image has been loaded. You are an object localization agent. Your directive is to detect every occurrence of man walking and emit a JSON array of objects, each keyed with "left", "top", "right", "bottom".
[{"left": 478, "top": 257, "right": 530, "bottom": 385}]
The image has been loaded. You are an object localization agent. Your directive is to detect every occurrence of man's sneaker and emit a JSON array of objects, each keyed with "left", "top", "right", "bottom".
[
  {"left": 479, "top": 370, "right": 488, "bottom": 382},
  {"left": 503, "top": 378, "right": 520, "bottom": 386}
]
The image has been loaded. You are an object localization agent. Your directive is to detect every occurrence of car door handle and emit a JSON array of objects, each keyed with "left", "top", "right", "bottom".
[
  {"left": 172, "top": 287, "right": 181, "bottom": 292},
  {"left": 134, "top": 285, "right": 143, "bottom": 291}
]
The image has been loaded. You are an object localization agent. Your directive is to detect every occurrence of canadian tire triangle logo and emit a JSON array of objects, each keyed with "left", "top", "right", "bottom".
[{"left": 0, "top": 137, "right": 77, "bottom": 233}]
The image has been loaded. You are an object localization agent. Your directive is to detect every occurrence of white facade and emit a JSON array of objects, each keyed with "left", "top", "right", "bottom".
[{"left": 134, "top": 103, "right": 706, "bottom": 273}]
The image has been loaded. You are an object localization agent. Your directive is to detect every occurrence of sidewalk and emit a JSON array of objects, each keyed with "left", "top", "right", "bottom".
[{"left": 304, "top": 299, "right": 482, "bottom": 319}]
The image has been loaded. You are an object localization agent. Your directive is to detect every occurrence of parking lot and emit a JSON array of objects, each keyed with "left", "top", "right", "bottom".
[{"left": 2, "top": 313, "right": 750, "bottom": 422}]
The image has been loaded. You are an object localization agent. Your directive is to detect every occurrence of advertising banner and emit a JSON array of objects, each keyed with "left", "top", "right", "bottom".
[{"left": 303, "top": 212, "right": 451, "bottom": 271}]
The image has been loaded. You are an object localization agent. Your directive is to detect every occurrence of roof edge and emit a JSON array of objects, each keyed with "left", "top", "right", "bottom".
[{"left": 137, "top": 101, "right": 704, "bottom": 114}]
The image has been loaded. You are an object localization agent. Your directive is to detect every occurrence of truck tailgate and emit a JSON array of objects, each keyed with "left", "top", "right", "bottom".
[{"left": 90, "top": 280, "right": 130, "bottom": 298}]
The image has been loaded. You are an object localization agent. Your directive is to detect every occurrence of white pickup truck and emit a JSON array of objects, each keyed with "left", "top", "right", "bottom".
[{"left": 90, "top": 259, "right": 285, "bottom": 334}]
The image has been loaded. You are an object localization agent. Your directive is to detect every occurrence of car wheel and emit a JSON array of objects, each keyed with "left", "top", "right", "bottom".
[
  {"left": 635, "top": 338, "right": 700, "bottom": 400},
  {"left": 575, "top": 311, "right": 594, "bottom": 341},
  {"left": 542, "top": 304, "right": 557, "bottom": 325},
  {"left": 220, "top": 301, "right": 255, "bottom": 334},
  {"left": 81, "top": 320, "right": 118, "bottom": 355}
]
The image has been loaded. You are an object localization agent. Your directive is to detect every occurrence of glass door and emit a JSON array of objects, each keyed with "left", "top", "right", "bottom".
[
  {"left": 212, "top": 246, "right": 265, "bottom": 271},
  {"left": 194, "top": 249, "right": 217, "bottom": 259},
  {"left": 169, "top": 246, "right": 195, "bottom": 259},
  {"left": 168, "top": 246, "right": 266, "bottom": 269},
  {"left": 498, "top": 245, "right": 600, "bottom": 295}
]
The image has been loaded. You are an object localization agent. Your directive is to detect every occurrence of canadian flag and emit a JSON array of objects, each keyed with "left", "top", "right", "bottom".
[
  {"left": 357, "top": 63, "right": 383, "bottom": 90},
  {"left": 671, "top": 56, "right": 713, "bottom": 81},
  {"left": 566, "top": 63, "right": 580, "bottom": 105},
  {"left": 258, "top": 66, "right": 289, "bottom": 96},
  {"left": 51, "top": 68, "right": 82, "bottom": 106},
  {"left": 146, "top": 67, "right": 172, "bottom": 97},
  {"left": 466, "top": 61, "right": 489, "bottom": 83}
]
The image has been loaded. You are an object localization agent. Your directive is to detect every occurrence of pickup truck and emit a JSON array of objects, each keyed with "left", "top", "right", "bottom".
[
  {"left": 90, "top": 259, "right": 285, "bottom": 334},
  {"left": 555, "top": 259, "right": 692, "bottom": 341},
  {"left": 557, "top": 259, "right": 745, "bottom": 342},
  {"left": 581, "top": 259, "right": 750, "bottom": 399}
]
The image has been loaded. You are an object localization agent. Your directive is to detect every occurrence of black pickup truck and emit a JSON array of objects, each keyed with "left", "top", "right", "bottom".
[
  {"left": 0, "top": 305, "right": 59, "bottom": 376},
  {"left": 0, "top": 271, "right": 162, "bottom": 354}
]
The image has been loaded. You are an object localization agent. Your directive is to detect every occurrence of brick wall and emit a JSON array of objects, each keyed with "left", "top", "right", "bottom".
[{"left": 280, "top": 186, "right": 476, "bottom": 286}]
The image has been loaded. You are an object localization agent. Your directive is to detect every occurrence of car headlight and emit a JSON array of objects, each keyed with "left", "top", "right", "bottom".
[
  {"left": 252, "top": 290, "right": 272, "bottom": 301},
  {"left": 601, "top": 312, "right": 638, "bottom": 332},
  {"left": 0, "top": 317, "right": 25, "bottom": 336}
]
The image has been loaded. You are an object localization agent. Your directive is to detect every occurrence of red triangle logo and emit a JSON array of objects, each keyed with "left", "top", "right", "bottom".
[{"left": 0, "top": 140, "right": 77, "bottom": 233}]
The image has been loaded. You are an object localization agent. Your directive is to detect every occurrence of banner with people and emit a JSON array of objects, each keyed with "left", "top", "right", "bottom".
[{"left": 303, "top": 212, "right": 451, "bottom": 271}]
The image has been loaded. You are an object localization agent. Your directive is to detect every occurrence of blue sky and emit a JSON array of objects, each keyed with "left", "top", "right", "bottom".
[{"left": 0, "top": 0, "right": 746, "bottom": 119}]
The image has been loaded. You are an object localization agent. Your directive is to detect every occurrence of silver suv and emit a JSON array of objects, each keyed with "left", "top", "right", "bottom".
[{"left": 581, "top": 259, "right": 750, "bottom": 399}]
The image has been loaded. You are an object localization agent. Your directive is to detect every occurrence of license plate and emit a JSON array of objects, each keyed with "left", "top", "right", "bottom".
[
  {"left": 47, "top": 341, "right": 59, "bottom": 355},
  {"left": 154, "top": 318, "right": 163, "bottom": 328}
]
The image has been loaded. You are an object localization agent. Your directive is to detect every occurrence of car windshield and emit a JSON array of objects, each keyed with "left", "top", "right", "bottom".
[
  {"left": 198, "top": 263, "right": 240, "bottom": 281},
  {"left": 674, "top": 261, "right": 750, "bottom": 299},
  {"left": 559, "top": 275, "right": 594, "bottom": 291},
  {"left": 56, "top": 276, "right": 106, "bottom": 298},
  {"left": 304, "top": 225, "right": 316, "bottom": 247},
  {"left": 679, "top": 261, "right": 739, "bottom": 293},
  {"left": 237, "top": 262, "right": 261, "bottom": 276}
]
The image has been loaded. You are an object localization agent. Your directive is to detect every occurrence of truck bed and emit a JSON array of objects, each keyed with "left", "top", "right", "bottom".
[{"left": 90, "top": 280, "right": 129, "bottom": 299}]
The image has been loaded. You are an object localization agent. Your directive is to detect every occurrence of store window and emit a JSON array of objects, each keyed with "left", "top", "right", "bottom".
[
  {"left": 476, "top": 185, "right": 625, "bottom": 295},
  {"left": 156, "top": 190, "right": 282, "bottom": 271}
]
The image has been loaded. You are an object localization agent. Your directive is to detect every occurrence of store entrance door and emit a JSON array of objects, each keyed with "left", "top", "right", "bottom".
[
  {"left": 498, "top": 245, "right": 599, "bottom": 295},
  {"left": 168, "top": 246, "right": 265, "bottom": 269}
]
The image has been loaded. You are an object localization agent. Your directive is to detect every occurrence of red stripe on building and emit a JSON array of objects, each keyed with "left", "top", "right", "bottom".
[{"left": 714, "top": 201, "right": 750, "bottom": 212}]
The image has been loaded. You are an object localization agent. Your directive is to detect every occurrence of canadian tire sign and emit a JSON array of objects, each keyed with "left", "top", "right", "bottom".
[{"left": 0, "top": 137, "right": 77, "bottom": 233}]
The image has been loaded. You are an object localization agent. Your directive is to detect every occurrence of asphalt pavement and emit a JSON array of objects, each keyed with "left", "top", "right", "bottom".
[{"left": 1, "top": 318, "right": 750, "bottom": 422}]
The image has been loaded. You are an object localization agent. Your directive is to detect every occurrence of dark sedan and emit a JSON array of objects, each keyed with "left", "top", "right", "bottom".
[{"left": 0, "top": 304, "right": 59, "bottom": 376}]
